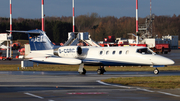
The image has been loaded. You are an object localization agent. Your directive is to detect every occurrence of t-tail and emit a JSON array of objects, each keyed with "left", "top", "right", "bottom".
[
  {"left": 8, "top": 29, "right": 59, "bottom": 51},
  {"left": 27, "top": 30, "right": 55, "bottom": 50}
]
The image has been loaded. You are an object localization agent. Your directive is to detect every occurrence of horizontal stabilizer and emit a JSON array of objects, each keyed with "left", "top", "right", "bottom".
[{"left": 7, "top": 30, "right": 41, "bottom": 34}]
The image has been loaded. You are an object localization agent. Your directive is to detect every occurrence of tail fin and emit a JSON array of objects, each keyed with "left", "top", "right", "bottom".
[
  {"left": 7, "top": 29, "right": 60, "bottom": 51},
  {"left": 27, "top": 30, "right": 55, "bottom": 50}
]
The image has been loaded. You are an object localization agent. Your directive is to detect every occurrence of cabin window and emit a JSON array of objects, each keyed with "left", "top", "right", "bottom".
[
  {"left": 100, "top": 51, "right": 103, "bottom": 55},
  {"left": 106, "top": 51, "right": 109, "bottom": 55},
  {"left": 112, "top": 51, "right": 116, "bottom": 55},
  {"left": 137, "top": 48, "right": 152, "bottom": 54},
  {"left": 119, "top": 51, "right": 122, "bottom": 54}
]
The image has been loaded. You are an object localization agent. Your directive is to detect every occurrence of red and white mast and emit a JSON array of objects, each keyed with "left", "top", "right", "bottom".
[
  {"left": 136, "top": 0, "right": 138, "bottom": 33},
  {"left": 41, "top": 0, "right": 45, "bottom": 31},
  {"left": 10, "top": 0, "right": 12, "bottom": 34},
  {"left": 7, "top": 0, "right": 13, "bottom": 58},
  {"left": 72, "top": 0, "right": 75, "bottom": 32}
]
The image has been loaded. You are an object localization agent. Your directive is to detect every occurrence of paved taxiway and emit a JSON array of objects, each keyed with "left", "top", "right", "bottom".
[
  {"left": 0, "top": 71, "right": 180, "bottom": 101},
  {"left": 0, "top": 49, "right": 180, "bottom": 101}
]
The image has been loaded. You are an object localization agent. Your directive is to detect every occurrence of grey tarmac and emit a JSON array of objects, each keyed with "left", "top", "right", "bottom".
[{"left": 0, "top": 71, "right": 180, "bottom": 101}]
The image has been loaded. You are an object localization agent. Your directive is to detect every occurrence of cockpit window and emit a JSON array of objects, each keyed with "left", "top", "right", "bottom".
[{"left": 137, "top": 48, "right": 152, "bottom": 54}]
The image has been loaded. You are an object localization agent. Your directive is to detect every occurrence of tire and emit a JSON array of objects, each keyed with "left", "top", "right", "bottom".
[
  {"left": 97, "top": 69, "right": 105, "bottom": 75},
  {"left": 97, "top": 69, "right": 101, "bottom": 75},
  {"left": 154, "top": 69, "right": 159, "bottom": 75}
]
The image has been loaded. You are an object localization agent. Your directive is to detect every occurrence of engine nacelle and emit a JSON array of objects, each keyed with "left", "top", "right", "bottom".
[{"left": 54, "top": 46, "right": 82, "bottom": 58}]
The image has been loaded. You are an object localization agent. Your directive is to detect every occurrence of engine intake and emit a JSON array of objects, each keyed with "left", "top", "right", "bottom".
[{"left": 54, "top": 46, "right": 82, "bottom": 58}]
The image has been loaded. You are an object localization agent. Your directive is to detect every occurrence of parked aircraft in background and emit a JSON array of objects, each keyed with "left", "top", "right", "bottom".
[{"left": 9, "top": 29, "right": 174, "bottom": 75}]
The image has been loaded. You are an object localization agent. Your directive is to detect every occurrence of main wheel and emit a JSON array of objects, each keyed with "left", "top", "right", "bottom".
[
  {"left": 154, "top": 68, "right": 159, "bottom": 75},
  {"left": 97, "top": 66, "right": 106, "bottom": 75},
  {"left": 97, "top": 69, "right": 104, "bottom": 75}
]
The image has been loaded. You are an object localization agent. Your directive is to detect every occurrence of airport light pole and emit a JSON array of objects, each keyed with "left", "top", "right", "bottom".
[
  {"left": 10, "top": 0, "right": 12, "bottom": 35},
  {"left": 136, "top": 0, "right": 139, "bottom": 44},
  {"left": 42, "top": 0, "right": 45, "bottom": 31},
  {"left": 136, "top": 0, "right": 138, "bottom": 34},
  {"left": 72, "top": 0, "right": 75, "bottom": 32},
  {"left": 8, "top": 0, "right": 13, "bottom": 58}
]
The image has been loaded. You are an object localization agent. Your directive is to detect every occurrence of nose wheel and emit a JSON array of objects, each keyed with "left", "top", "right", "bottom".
[{"left": 154, "top": 68, "right": 159, "bottom": 75}]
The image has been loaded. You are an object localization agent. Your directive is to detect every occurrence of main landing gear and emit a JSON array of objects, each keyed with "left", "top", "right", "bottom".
[
  {"left": 78, "top": 63, "right": 86, "bottom": 75},
  {"left": 78, "top": 64, "right": 106, "bottom": 75},
  {"left": 154, "top": 68, "right": 159, "bottom": 75},
  {"left": 79, "top": 68, "right": 86, "bottom": 75},
  {"left": 97, "top": 66, "right": 106, "bottom": 75}
]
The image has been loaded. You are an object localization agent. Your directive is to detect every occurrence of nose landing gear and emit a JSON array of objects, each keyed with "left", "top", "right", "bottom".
[{"left": 154, "top": 68, "right": 159, "bottom": 75}]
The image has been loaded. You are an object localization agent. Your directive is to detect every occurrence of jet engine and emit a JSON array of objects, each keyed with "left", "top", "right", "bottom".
[{"left": 53, "top": 46, "right": 82, "bottom": 58}]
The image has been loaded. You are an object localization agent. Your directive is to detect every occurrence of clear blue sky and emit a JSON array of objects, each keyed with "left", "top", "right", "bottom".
[{"left": 0, "top": 0, "right": 180, "bottom": 19}]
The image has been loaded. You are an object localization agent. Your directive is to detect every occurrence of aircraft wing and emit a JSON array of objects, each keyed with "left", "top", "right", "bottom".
[
  {"left": 25, "top": 50, "right": 54, "bottom": 58},
  {"left": 29, "top": 57, "right": 82, "bottom": 65}
]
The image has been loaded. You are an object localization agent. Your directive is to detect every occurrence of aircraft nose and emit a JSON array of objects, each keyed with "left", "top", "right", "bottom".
[
  {"left": 151, "top": 55, "right": 175, "bottom": 65},
  {"left": 165, "top": 58, "right": 175, "bottom": 65}
]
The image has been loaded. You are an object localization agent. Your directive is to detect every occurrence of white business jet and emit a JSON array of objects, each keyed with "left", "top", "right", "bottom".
[{"left": 9, "top": 29, "right": 174, "bottom": 75}]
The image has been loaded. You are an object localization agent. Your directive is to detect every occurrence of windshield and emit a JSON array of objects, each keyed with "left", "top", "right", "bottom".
[{"left": 137, "top": 48, "right": 153, "bottom": 54}]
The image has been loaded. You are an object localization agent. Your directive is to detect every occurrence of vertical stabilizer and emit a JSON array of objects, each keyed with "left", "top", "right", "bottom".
[{"left": 27, "top": 30, "right": 54, "bottom": 50}]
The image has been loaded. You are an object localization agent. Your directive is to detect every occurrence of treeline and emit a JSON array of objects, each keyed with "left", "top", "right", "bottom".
[
  {"left": 0, "top": 13, "right": 180, "bottom": 43},
  {"left": 0, "top": 17, "right": 76, "bottom": 43}
]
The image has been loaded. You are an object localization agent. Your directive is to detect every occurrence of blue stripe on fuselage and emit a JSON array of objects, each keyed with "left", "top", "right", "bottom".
[{"left": 82, "top": 59, "right": 149, "bottom": 66}]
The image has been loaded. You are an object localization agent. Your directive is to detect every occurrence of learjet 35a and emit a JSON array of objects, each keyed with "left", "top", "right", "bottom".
[{"left": 10, "top": 29, "right": 174, "bottom": 75}]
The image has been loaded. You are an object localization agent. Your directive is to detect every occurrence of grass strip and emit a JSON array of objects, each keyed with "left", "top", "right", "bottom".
[
  {"left": 0, "top": 64, "right": 179, "bottom": 71},
  {"left": 0, "top": 64, "right": 99, "bottom": 71},
  {"left": 102, "top": 76, "right": 180, "bottom": 89}
]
